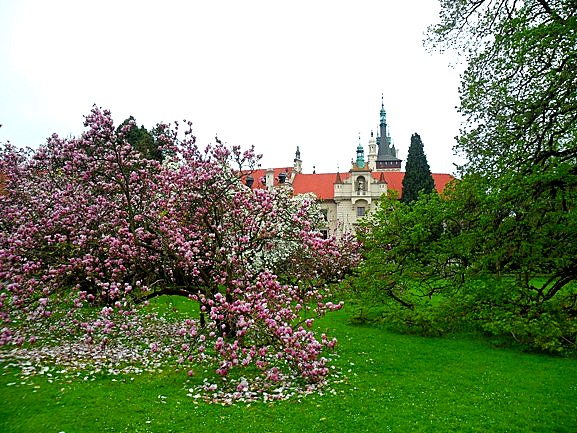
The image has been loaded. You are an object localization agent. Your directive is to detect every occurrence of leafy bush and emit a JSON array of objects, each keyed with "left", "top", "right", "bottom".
[{"left": 347, "top": 183, "right": 577, "bottom": 353}]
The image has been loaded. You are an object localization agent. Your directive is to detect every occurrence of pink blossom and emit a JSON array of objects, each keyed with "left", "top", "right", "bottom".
[{"left": 0, "top": 106, "right": 361, "bottom": 396}]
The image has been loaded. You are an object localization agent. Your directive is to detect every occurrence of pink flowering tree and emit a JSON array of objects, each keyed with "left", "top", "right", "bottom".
[{"left": 0, "top": 106, "right": 360, "bottom": 396}]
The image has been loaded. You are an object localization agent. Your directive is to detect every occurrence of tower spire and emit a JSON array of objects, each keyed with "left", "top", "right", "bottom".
[
  {"left": 378, "top": 94, "right": 389, "bottom": 159},
  {"left": 356, "top": 132, "right": 365, "bottom": 169},
  {"left": 379, "top": 93, "right": 387, "bottom": 128},
  {"left": 375, "top": 94, "right": 402, "bottom": 171}
]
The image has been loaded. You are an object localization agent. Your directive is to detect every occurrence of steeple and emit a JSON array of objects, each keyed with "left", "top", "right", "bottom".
[
  {"left": 379, "top": 93, "right": 386, "bottom": 130},
  {"left": 375, "top": 95, "right": 402, "bottom": 171},
  {"left": 377, "top": 94, "right": 390, "bottom": 159},
  {"left": 355, "top": 133, "right": 365, "bottom": 169}
]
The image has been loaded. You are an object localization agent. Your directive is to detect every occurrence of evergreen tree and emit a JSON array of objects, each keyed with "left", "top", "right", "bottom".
[
  {"left": 401, "top": 133, "right": 435, "bottom": 203},
  {"left": 117, "top": 116, "right": 163, "bottom": 162}
]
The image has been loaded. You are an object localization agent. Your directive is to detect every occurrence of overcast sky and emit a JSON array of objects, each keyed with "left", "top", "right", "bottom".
[{"left": 0, "top": 0, "right": 463, "bottom": 174}]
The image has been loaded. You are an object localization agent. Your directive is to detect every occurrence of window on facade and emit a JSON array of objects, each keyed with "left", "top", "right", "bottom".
[
  {"left": 321, "top": 209, "right": 328, "bottom": 221},
  {"left": 357, "top": 206, "right": 365, "bottom": 217},
  {"left": 320, "top": 229, "right": 328, "bottom": 239},
  {"left": 356, "top": 176, "right": 366, "bottom": 195}
]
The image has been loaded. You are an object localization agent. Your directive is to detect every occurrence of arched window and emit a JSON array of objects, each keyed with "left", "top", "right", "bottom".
[{"left": 356, "top": 176, "right": 366, "bottom": 195}]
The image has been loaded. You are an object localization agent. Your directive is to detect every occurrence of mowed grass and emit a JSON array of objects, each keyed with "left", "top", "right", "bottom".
[{"left": 1, "top": 305, "right": 577, "bottom": 433}]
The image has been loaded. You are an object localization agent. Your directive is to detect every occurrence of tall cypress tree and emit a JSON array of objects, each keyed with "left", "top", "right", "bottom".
[{"left": 401, "top": 133, "right": 435, "bottom": 203}]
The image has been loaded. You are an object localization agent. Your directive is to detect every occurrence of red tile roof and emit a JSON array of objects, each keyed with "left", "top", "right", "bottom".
[
  {"left": 292, "top": 173, "right": 340, "bottom": 200},
  {"left": 245, "top": 168, "right": 454, "bottom": 200},
  {"left": 243, "top": 168, "right": 294, "bottom": 187},
  {"left": 372, "top": 172, "right": 455, "bottom": 196},
  {"left": 293, "top": 171, "right": 454, "bottom": 200}
]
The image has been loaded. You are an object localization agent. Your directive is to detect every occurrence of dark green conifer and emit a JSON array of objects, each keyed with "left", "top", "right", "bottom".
[
  {"left": 117, "top": 116, "right": 163, "bottom": 162},
  {"left": 401, "top": 133, "right": 435, "bottom": 203}
]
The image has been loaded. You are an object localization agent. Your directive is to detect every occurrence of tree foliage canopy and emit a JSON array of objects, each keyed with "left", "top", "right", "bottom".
[
  {"left": 117, "top": 116, "right": 164, "bottom": 162},
  {"left": 401, "top": 133, "right": 435, "bottom": 203},
  {"left": 428, "top": 0, "right": 577, "bottom": 294},
  {"left": 429, "top": 0, "right": 577, "bottom": 178},
  {"left": 0, "top": 107, "right": 361, "bottom": 395},
  {"left": 349, "top": 1, "right": 577, "bottom": 352}
]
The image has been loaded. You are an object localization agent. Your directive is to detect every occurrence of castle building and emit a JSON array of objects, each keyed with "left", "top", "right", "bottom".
[{"left": 247, "top": 99, "right": 454, "bottom": 236}]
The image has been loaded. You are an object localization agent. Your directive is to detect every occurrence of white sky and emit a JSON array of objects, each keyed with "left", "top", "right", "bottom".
[{"left": 0, "top": 0, "right": 463, "bottom": 175}]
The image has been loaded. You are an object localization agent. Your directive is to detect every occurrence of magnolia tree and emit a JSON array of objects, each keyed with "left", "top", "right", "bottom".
[{"left": 0, "top": 107, "right": 360, "bottom": 397}]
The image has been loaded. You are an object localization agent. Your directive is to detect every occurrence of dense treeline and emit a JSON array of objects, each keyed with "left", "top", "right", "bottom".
[{"left": 349, "top": 0, "right": 577, "bottom": 353}]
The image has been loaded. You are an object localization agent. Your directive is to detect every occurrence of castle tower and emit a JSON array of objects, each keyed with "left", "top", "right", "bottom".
[
  {"left": 367, "top": 130, "right": 377, "bottom": 170},
  {"left": 355, "top": 133, "right": 366, "bottom": 169},
  {"left": 375, "top": 94, "right": 402, "bottom": 171}
]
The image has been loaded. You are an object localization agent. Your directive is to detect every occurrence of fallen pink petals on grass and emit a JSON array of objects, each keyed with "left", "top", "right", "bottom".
[{"left": 1, "top": 317, "right": 347, "bottom": 405}]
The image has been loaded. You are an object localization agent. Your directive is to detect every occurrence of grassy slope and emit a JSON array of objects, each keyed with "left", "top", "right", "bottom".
[{"left": 1, "top": 307, "right": 576, "bottom": 433}]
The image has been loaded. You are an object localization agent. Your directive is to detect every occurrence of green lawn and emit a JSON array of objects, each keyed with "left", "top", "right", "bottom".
[{"left": 1, "top": 306, "right": 576, "bottom": 433}]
